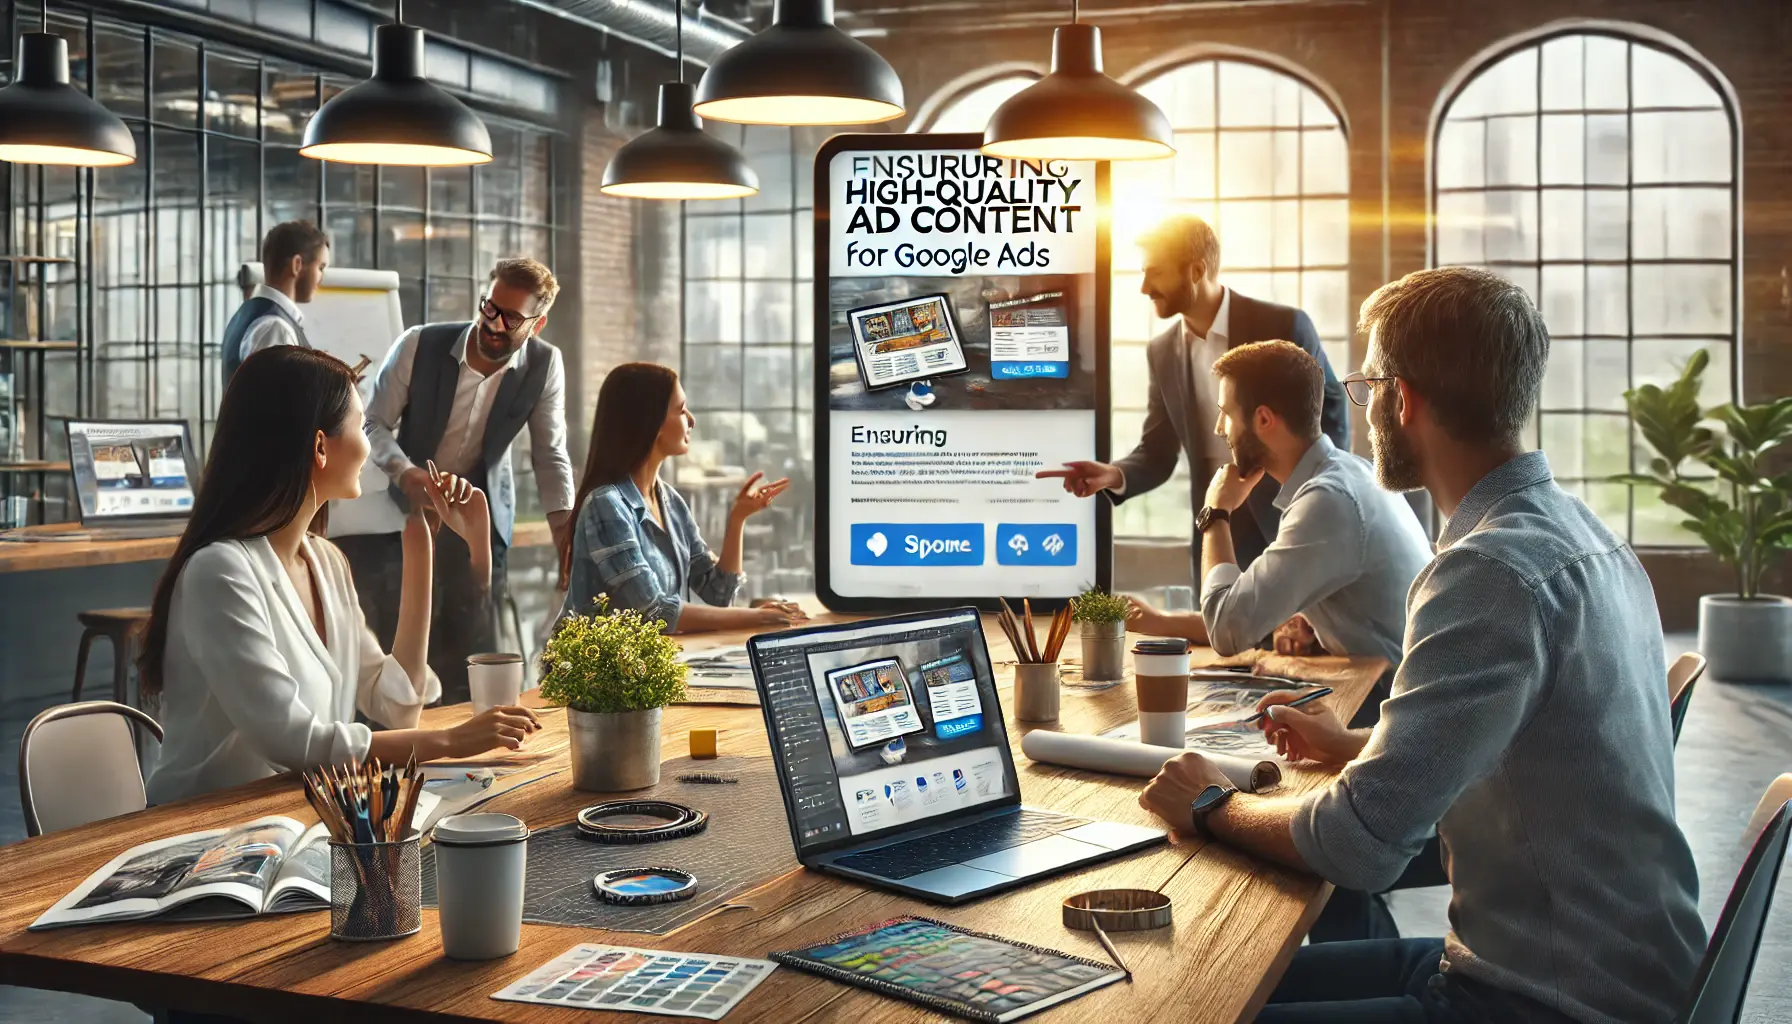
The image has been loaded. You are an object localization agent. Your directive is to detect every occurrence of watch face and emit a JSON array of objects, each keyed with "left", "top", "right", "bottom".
[{"left": 1194, "top": 784, "right": 1230, "bottom": 811}]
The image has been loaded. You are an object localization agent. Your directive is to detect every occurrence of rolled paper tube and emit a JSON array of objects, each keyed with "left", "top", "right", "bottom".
[{"left": 1020, "top": 731, "right": 1282, "bottom": 793}]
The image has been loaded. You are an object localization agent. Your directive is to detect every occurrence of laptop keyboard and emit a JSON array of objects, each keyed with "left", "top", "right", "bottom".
[{"left": 833, "top": 809, "right": 1091, "bottom": 879}]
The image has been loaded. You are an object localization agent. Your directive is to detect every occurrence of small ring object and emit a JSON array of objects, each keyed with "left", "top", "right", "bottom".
[
  {"left": 1061, "top": 889, "right": 1173, "bottom": 932},
  {"left": 592, "top": 867, "right": 698, "bottom": 905},
  {"left": 575, "top": 800, "right": 708, "bottom": 844}
]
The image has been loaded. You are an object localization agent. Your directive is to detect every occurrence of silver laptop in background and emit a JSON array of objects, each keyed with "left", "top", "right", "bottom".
[
  {"left": 749, "top": 607, "right": 1166, "bottom": 905},
  {"left": 64, "top": 419, "right": 198, "bottom": 540}
]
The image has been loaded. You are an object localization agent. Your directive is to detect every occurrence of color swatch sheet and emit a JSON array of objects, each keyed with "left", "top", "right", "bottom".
[{"left": 493, "top": 943, "right": 776, "bottom": 1019}]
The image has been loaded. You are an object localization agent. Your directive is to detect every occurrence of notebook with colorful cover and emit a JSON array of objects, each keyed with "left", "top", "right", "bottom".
[{"left": 770, "top": 916, "right": 1124, "bottom": 1023}]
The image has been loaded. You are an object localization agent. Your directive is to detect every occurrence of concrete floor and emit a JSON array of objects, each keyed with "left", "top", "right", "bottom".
[{"left": 0, "top": 634, "right": 1786, "bottom": 1022}]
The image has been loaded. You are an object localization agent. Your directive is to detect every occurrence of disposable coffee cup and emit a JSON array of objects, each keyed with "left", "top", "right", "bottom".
[
  {"left": 1132, "top": 638, "right": 1191, "bottom": 749},
  {"left": 431, "top": 813, "right": 528, "bottom": 960},
  {"left": 467, "top": 653, "right": 525, "bottom": 714}
]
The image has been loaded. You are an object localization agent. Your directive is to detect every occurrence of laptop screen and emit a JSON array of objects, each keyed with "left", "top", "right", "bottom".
[
  {"left": 752, "top": 609, "right": 1021, "bottom": 856},
  {"left": 66, "top": 420, "right": 198, "bottom": 522}
]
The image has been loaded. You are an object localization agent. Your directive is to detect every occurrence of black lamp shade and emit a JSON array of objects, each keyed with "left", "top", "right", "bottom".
[
  {"left": 0, "top": 33, "right": 136, "bottom": 167},
  {"left": 693, "top": 0, "right": 904, "bottom": 126},
  {"left": 602, "top": 83, "right": 760, "bottom": 200},
  {"left": 300, "top": 23, "right": 492, "bottom": 166},
  {"left": 983, "top": 25, "right": 1173, "bottom": 161}
]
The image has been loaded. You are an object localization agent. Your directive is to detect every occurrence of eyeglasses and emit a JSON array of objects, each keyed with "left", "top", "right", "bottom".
[
  {"left": 1342, "top": 373, "right": 1398, "bottom": 407},
  {"left": 479, "top": 296, "right": 544, "bottom": 333}
]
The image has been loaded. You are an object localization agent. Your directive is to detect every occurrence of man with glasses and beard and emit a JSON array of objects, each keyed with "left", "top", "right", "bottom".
[
  {"left": 350, "top": 257, "right": 575, "bottom": 704},
  {"left": 1127, "top": 340, "right": 1430, "bottom": 678},
  {"left": 1138, "top": 268, "right": 1704, "bottom": 1024}
]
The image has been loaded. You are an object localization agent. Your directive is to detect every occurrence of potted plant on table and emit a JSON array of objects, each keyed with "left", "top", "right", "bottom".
[
  {"left": 1072, "top": 586, "right": 1130, "bottom": 682},
  {"left": 539, "top": 596, "right": 688, "bottom": 791},
  {"left": 1615, "top": 349, "right": 1792, "bottom": 681}
]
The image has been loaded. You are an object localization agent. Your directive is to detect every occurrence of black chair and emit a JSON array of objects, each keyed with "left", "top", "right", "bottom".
[
  {"left": 1676, "top": 779, "right": 1792, "bottom": 1023},
  {"left": 1668, "top": 651, "right": 1707, "bottom": 746}
]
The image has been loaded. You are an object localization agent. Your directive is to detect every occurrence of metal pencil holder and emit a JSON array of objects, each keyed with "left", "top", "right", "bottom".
[{"left": 329, "top": 834, "right": 422, "bottom": 941}]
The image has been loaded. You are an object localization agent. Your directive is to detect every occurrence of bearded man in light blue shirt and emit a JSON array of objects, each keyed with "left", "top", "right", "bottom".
[{"left": 1128, "top": 340, "right": 1432, "bottom": 673}]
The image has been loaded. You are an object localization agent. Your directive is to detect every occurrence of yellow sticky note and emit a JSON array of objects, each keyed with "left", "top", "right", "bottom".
[{"left": 689, "top": 728, "right": 718, "bottom": 759}]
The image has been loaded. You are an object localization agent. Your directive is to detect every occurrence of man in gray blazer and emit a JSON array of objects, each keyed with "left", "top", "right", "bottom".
[
  {"left": 1040, "top": 214, "right": 1349, "bottom": 576},
  {"left": 346, "top": 257, "right": 575, "bottom": 705}
]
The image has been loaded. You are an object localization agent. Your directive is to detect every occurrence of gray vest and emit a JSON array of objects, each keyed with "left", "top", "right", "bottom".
[{"left": 389, "top": 322, "right": 552, "bottom": 545}]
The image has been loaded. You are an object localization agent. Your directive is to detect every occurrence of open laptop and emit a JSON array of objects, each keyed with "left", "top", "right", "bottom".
[
  {"left": 64, "top": 419, "right": 198, "bottom": 539},
  {"left": 749, "top": 607, "right": 1166, "bottom": 904}
]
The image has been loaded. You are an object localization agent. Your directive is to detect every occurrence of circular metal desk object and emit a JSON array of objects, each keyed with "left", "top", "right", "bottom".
[
  {"left": 1062, "top": 889, "right": 1174, "bottom": 932},
  {"left": 592, "top": 867, "right": 698, "bottom": 905},
  {"left": 575, "top": 800, "right": 708, "bottom": 844}
]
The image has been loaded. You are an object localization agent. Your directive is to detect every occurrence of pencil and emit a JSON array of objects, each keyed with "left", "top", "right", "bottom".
[{"left": 1022, "top": 599, "right": 1041, "bottom": 663}]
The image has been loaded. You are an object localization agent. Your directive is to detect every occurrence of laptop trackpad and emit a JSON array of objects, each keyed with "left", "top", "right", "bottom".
[
  {"left": 1060, "top": 821, "right": 1168, "bottom": 850},
  {"left": 901, "top": 863, "right": 1015, "bottom": 899},
  {"left": 962, "top": 834, "right": 1105, "bottom": 877}
]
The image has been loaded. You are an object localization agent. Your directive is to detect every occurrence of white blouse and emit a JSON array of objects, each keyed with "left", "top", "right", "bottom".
[{"left": 146, "top": 534, "right": 441, "bottom": 805}]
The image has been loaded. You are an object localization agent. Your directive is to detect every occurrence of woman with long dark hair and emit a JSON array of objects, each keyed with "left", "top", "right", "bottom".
[
  {"left": 142, "top": 347, "right": 539, "bottom": 805},
  {"left": 561, "top": 362, "right": 804, "bottom": 632}
]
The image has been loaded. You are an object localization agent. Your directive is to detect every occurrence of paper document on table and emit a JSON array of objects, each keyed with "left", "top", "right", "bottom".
[
  {"left": 678, "top": 645, "right": 757, "bottom": 689},
  {"left": 1020, "top": 732, "right": 1281, "bottom": 792}
]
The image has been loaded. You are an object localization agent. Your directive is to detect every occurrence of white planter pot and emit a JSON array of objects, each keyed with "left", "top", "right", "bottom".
[
  {"left": 567, "top": 707, "right": 663, "bottom": 791},
  {"left": 1698, "top": 595, "right": 1792, "bottom": 682}
]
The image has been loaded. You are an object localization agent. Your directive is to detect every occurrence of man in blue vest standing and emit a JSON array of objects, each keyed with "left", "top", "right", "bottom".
[
  {"left": 350, "top": 257, "right": 575, "bottom": 705},
  {"left": 219, "top": 220, "right": 330, "bottom": 384}
]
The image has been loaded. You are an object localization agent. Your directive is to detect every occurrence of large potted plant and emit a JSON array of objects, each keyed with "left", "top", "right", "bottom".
[
  {"left": 539, "top": 596, "right": 688, "bottom": 790},
  {"left": 1072, "top": 587, "right": 1130, "bottom": 682},
  {"left": 1616, "top": 349, "right": 1792, "bottom": 681}
]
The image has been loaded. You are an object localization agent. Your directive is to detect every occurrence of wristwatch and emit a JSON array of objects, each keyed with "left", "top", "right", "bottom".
[
  {"left": 1189, "top": 783, "right": 1238, "bottom": 841},
  {"left": 1195, "top": 505, "right": 1231, "bottom": 534}
]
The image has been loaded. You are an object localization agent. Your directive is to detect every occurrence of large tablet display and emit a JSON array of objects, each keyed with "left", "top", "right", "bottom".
[{"left": 815, "top": 135, "right": 1111, "bottom": 611}]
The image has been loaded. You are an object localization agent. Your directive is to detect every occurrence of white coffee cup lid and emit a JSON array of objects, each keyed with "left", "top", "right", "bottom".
[{"left": 433, "top": 812, "right": 528, "bottom": 846}]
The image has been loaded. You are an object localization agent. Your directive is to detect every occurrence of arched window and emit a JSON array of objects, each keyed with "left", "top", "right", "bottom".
[
  {"left": 920, "top": 74, "right": 1036, "bottom": 133},
  {"left": 1432, "top": 30, "right": 1737, "bottom": 544},
  {"left": 1111, "top": 59, "right": 1350, "bottom": 539}
]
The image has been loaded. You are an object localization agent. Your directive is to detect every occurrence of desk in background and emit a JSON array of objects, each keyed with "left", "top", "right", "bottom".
[
  {"left": 0, "top": 519, "right": 557, "bottom": 574},
  {"left": 0, "top": 610, "right": 1387, "bottom": 1023}
]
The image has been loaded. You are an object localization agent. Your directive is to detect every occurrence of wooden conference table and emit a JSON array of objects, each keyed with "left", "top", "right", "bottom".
[{"left": 0, "top": 608, "right": 1388, "bottom": 1023}]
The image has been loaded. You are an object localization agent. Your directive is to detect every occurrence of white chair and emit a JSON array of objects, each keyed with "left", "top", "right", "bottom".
[
  {"left": 19, "top": 700, "right": 163, "bottom": 838},
  {"left": 1668, "top": 651, "right": 1708, "bottom": 746}
]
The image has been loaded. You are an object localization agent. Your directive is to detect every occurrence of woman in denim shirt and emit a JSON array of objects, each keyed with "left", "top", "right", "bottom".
[{"left": 561, "top": 363, "right": 806, "bottom": 633}]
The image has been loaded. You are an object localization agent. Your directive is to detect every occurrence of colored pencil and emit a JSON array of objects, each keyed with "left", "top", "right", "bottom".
[{"left": 1021, "top": 599, "right": 1041, "bottom": 662}]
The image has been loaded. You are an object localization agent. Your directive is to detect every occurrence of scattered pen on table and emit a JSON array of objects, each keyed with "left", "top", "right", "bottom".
[
  {"left": 1091, "top": 918, "right": 1132, "bottom": 982},
  {"left": 1237, "top": 686, "right": 1334, "bottom": 726},
  {"left": 302, "top": 753, "right": 424, "bottom": 843},
  {"left": 677, "top": 773, "right": 740, "bottom": 785}
]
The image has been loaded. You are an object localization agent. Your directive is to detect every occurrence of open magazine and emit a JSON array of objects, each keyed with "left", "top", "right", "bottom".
[
  {"left": 31, "top": 767, "right": 514, "bottom": 930},
  {"left": 32, "top": 815, "right": 332, "bottom": 929}
]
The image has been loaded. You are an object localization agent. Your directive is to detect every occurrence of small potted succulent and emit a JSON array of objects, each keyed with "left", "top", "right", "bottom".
[
  {"left": 1616, "top": 349, "right": 1792, "bottom": 681},
  {"left": 539, "top": 596, "right": 687, "bottom": 791},
  {"left": 1072, "top": 586, "right": 1130, "bottom": 682}
]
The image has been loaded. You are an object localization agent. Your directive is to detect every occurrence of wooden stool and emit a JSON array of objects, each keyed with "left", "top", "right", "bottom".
[{"left": 72, "top": 608, "right": 150, "bottom": 706}]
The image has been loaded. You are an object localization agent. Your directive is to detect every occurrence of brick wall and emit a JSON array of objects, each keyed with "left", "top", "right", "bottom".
[
  {"left": 573, "top": 112, "right": 683, "bottom": 462},
  {"left": 871, "top": 0, "right": 1791, "bottom": 626}
]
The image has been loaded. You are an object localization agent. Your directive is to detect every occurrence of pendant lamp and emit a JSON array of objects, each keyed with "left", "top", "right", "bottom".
[
  {"left": 601, "top": 3, "right": 758, "bottom": 200},
  {"left": 693, "top": 0, "right": 903, "bottom": 126},
  {"left": 300, "top": 0, "right": 491, "bottom": 166},
  {"left": 982, "top": 1, "right": 1172, "bottom": 162},
  {"left": 0, "top": 0, "right": 135, "bottom": 166}
]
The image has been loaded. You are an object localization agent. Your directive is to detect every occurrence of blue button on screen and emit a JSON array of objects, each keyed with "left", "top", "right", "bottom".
[
  {"left": 995, "top": 523, "right": 1077, "bottom": 566},
  {"left": 850, "top": 523, "right": 985, "bottom": 566}
]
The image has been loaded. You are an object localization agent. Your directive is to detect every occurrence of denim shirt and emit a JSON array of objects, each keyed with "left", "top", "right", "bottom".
[
  {"left": 1290, "top": 452, "right": 1705, "bottom": 1024},
  {"left": 1200, "top": 435, "right": 1433, "bottom": 666},
  {"left": 562, "top": 478, "right": 743, "bottom": 632}
]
